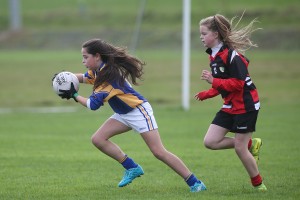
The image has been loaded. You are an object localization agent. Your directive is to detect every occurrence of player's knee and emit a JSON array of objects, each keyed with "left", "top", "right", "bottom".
[
  {"left": 91, "top": 133, "right": 104, "bottom": 147},
  {"left": 91, "top": 134, "right": 98, "bottom": 146},
  {"left": 152, "top": 149, "right": 167, "bottom": 161},
  {"left": 234, "top": 142, "right": 246, "bottom": 155},
  {"left": 203, "top": 139, "right": 216, "bottom": 150}
]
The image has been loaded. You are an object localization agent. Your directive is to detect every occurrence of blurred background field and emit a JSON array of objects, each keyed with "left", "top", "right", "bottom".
[
  {"left": 0, "top": 0, "right": 300, "bottom": 199},
  {"left": 0, "top": 0, "right": 299, "bottom": 108},
  {"left": 0, "top": 0, "right": 300, "bottom": 51}
]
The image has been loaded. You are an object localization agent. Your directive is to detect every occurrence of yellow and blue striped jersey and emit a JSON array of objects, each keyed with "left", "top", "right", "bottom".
[{"left": 84, "top": 69, "right": 147, "bottom": 114}]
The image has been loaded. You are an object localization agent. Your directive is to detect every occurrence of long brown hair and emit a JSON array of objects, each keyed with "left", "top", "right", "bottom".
[
  {"left": 82, "top": 39, "right": 145, "bottom": 90},
  {"left": 200, "top": 13, "right": 260, "bottom": 54}
]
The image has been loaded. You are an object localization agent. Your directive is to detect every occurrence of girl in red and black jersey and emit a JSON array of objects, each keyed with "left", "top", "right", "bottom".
[{"left": 195, "top": 14, "right": 267, "bottom": 191}]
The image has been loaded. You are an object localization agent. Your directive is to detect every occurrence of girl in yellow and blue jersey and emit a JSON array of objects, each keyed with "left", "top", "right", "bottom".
[{"left": 56, "top": 38, "right": 206, "bottom": 192}]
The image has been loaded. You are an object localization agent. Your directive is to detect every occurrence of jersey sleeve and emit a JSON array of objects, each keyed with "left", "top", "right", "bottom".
[
  {"left": 83, "top": 70, "right": 96, "bottom": 85},
  {"left": 196, "top": 88, "right": 220, "bottom": 100},
  {"left": 87, "top": 91, "right": 109, "bottom": 110},
  {"left": 212, "top": 52, "right": 248, "bottom": 92},
  {"left": 212, "top": 78, "right": 244, "bottom": 92}
]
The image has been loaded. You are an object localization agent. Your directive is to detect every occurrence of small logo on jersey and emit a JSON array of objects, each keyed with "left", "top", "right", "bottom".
[
  {"left": 237, "top": 126, "right": 247, "bottom": 130},
  {"left": 219, "top": 66, "right": 225, "bottom": 72},
  {"left": 212, "top": 63, "right": 217, "bottom": 67},
  {"left": 213, "top": 67, "right": 217, "bottom": 74}
]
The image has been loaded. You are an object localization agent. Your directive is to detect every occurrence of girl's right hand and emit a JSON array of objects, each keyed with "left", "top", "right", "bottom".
[{"left": 201, "top": 70, "right": 213, "bottom": 84}]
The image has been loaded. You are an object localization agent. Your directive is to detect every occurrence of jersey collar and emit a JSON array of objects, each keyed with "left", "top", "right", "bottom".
[{"left": 97, "top": 62, "right": 106, "bottom": 72}]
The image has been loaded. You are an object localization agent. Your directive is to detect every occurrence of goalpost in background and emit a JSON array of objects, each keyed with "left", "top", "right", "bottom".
[
  {"left": 131, "top": 0, "right": 191, "bottom": 110},
  {"left": 182, "top": 0, "right": 191, "bottom": 111},
  {"left": 9, "top": 0, "right": 22, "bottom": 31}
]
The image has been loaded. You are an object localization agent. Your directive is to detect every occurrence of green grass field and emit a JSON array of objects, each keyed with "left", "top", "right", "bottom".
[
  {"left": 1, "top": 0, "right": 300, "bottom": 199},
  {"left": 0, "top": 49, "right": 299, "bottom": 199}
]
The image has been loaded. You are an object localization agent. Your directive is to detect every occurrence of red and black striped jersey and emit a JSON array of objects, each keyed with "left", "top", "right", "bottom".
[{"left": 201, "top": 45, "right": 260, "bottom": 114}]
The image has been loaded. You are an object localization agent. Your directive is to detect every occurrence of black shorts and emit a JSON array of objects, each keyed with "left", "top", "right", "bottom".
[{"left": 211, "top": 110, "right": 259, "bottom": 133}]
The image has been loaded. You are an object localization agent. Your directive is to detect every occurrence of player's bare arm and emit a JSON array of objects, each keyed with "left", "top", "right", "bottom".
[{"left": 75, "top": 73, "right": 85, "bottom": 83}]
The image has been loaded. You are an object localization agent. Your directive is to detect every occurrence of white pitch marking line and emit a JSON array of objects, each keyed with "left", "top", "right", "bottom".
[{"left": 0, "top": 107, "right": 78, "bottom": 114}]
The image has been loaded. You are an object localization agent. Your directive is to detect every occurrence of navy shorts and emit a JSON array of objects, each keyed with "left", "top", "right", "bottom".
[{"left": 211, "top": 110, "right": 259, "bottom": 133}]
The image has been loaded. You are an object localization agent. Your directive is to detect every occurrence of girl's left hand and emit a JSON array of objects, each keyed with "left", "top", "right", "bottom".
[{"left": 201, "top": 70, "right": 213, "bottom": 84}]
